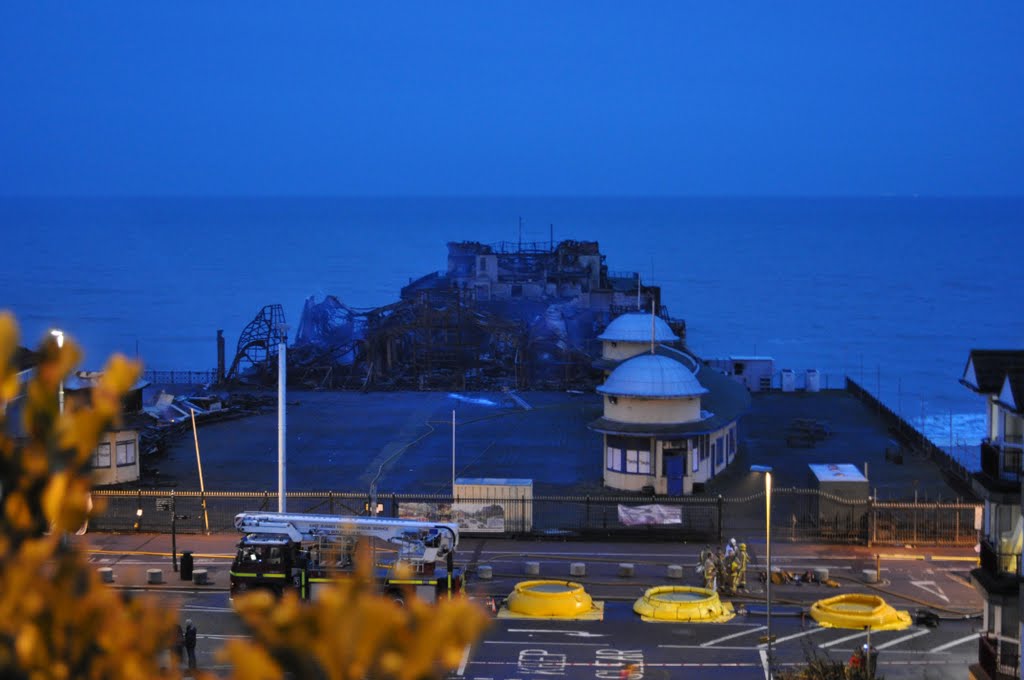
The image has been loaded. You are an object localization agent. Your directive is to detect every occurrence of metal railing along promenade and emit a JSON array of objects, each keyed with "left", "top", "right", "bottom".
[
  {"left": 90, "top": 488, "right": 979, "bottom": 546},
  {"left": 143, "top": 369, "right": 218, "bottom": 385}
]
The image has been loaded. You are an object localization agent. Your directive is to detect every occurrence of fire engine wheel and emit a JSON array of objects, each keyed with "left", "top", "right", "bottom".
[{"left": 384, "top": 589, "right": 406, "bottom": 607}]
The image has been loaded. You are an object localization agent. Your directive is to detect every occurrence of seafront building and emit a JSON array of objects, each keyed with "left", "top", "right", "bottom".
[
  {"left": 66, "top": 373, "right": 151, "bottom": 486},
  {"left": 587, "top": 312, "right": 750, "bottom": 495},
  {"left": 962, "top": 349, "right": 1024, "bottom": 680}
]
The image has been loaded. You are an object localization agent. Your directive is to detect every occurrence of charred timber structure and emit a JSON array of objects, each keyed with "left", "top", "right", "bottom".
[{"left": 223, "top": 239, "right": 685, "bottom": 391}]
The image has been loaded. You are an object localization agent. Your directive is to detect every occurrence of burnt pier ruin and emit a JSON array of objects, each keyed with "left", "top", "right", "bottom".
[{"left": 223, "top": 239, "right": 685, "bottom": 391}]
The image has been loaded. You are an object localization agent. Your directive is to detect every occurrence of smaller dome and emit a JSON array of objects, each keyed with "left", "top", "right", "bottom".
[
  {"left": 597, "top": 354, "right": 708, "bottom": 399},
  {"left": 599, "top": 313, "right": 678, "bottom": 343}
]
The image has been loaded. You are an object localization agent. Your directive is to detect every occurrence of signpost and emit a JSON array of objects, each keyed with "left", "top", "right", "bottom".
[{"left": 155, "top": 495, "right": 180, "bottom": 572}]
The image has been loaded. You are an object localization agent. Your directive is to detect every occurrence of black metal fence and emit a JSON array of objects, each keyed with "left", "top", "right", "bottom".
[
  {"left": 142, "top": 370, "right": 218, "bottom": 386},
  {"left": 90, "top": 488, "right": 979, "bottom": 546}
]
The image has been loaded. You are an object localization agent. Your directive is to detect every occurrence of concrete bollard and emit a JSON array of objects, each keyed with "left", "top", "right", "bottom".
[
  {"left": 814, "top": 567, "right": 829, "bottom": 583},
  {"left": 861, "top": 568, "right": 878, "bottom": 584},
  {"left": 192, "top": 568, "right": 209, "bottom": 586},
  {"left": 147, "top": 568, "right": 164, "bottom": 585},
  {"left": 525, "top": 561, "right": 541, "bottom": 576},
  {"left": 570, "top": 562, "right": 586, "bottom": 577},
  {"left": 667, "top": 564, "right": 684, "bottom": 579},
  {"left": 477, "top": 565, "right": 493, "bottom": 580},
  {"left": 97, "top": 567, "right": 114, "bottom": 583},
  {"left": 618, "top": 563, "right": 635, "bottom": 577}
]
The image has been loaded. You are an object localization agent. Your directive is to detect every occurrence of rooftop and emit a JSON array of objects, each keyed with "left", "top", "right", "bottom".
[
  {"left": 597, "top": 353, "right": 707, "bottom": 399},
  {"left": 598, "top": 312, "right": 678, "bottom": 343}
]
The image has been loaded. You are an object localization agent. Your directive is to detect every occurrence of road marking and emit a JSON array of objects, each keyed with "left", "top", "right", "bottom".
[
  {"left": 759, "top": 627, "right": 827, "bottom": 647},
  {"left": 484, "top": 641, "right": 603, "bottom": 647},
  {"left": 759, "top": 648, "right": 769, "bottom": 680},
  {"left": 929, "top": 633, "right": 977, "bottom": 653},
  {"left": 507, "top": 629, "right": 606, "bottom": 638},
  {"left": 929, "top": 556, "right": 980, "bottom": 562},
  {"left": 819, "top": 631, "right": 871, "bottom": 649},
  {"left": 658, "top": 645, "right": 772, "bottom": 651},
  {"left": 910, "top": 580, "right": 950, "bottom": 603},
  {"left": 180, "top": 605, "right": 234, "bottom": 613},
  {"left": 456, "top": 644, "right": 471, "bottom": 675},
  {"left": 700, "top": 626, "right": 766, "bottom": 647},
  {"left": 874, "top": 629, "right": 931, "bottom": 650},
  {"left": 877, "top": 554, "right": 925, "bottom": 561}
]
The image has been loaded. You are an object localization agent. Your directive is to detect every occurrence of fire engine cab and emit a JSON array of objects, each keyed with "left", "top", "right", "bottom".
[{"left": 228, "top": 512, "right": 463, "bottom": 604}]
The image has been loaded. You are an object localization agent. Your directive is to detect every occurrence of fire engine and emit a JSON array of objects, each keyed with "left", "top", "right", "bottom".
[{"left": 228, "top": 512, "right": 463, "bottom": 604}]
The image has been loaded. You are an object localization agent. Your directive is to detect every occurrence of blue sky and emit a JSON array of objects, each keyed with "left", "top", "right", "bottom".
[{"left": 1, "top": 2, "right": 1022, "bottom": 196}]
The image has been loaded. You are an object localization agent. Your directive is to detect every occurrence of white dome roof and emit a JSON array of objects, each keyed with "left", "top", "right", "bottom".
[
  {"left": 598, "top": 312, "right": 678, "bottom": 343},
  {"left": 597, "top": 354, "right": 708, "bottom": 399}
]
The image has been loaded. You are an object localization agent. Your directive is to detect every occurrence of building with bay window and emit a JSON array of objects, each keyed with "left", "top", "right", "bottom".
[
  {"left": 588, "top": 312, "right": 750, "bottom": 495},
  {"left": 963, "top": 349, "right": 1024, "bottom": 680}
]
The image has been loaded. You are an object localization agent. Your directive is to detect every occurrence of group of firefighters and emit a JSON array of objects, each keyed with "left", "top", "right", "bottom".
[{"left": 697, "top": 537, "right": 750, "bottom": 595}]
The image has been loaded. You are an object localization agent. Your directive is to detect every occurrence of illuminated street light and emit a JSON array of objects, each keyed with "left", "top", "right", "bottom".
[
  {"left": 750, "top": 464, "right": 774, "bottom": 678},
  {"left": 50, "top": 329, "right": 64, "bottom": 415}
]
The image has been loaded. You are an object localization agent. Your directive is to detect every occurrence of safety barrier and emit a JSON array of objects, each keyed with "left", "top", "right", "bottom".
[{"left": 89, "top": 488, "right": 979, "bottom": 546}]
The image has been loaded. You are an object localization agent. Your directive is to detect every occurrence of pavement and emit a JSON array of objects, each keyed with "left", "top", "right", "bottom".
[{"left": 80, "top": 530, "right": 983, "bottom": 619}]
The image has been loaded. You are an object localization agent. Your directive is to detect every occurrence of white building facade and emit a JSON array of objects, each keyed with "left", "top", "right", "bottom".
[{"left": 589, "top": 313, "right": 750, "bottom": 495}]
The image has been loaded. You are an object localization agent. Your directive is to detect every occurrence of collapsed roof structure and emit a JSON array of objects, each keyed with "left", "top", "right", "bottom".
[{"left": 223, "top": 239, "right": 685, "bottom": 391}]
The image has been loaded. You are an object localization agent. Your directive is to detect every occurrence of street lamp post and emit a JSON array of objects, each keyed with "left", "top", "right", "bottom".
[
  {"left": 751, "top": 464, "right": 774, "bottom": 678},
  {"left": 50, "top": 329, "right": 64, "bottom": 415},
  {"left": 277, "top": 324, "right": 289, "bottom": 513}
]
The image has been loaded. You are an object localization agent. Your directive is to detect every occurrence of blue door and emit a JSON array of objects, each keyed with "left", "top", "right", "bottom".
[{"left": 666, "top": 455, "right": 683, "bottom": 496}]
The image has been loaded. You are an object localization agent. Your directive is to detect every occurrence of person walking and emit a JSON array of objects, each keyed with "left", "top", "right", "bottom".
[
  {"left": 172, "top": 623, "right": 185, "bottom": 667},
  {"left": 184, "top": 619, "right": 198, "bottom": 670}
]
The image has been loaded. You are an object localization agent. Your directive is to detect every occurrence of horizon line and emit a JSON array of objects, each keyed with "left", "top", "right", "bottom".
[{"left": 2, "top": 192, "right": 1023, "bottom": 200}]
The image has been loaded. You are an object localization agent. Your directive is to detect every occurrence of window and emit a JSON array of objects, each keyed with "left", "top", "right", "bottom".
[
  {"left": 608, "top": 395, "right": 618, "bottom": 405},
  {"left": 638, "top": 450, "right": 652, "bottom": 474},
  {"left": 92, "top": 442, "right": 111, "bottom": 469},
  {"left": 624, "top": 450, "right": 651, "bottom": 474},
  {"left": 116, "top": 439, "right": 136, "bottom": 466},
  {"left": 692, "top": 443, "right": 700, "bottom": 472},
  {"left": 607, "top": 435, "right": 651, "bottom": 475},
  {"left": 715, "top": 436, "right": 724, "bottom": 466},
  {"left": 606, "top": 446, "right": 622, "bottom": 471}
]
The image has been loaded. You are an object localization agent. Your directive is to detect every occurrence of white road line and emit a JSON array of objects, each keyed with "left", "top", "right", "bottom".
[
  {"left": 759, "top": 648, "right": 769, "bottom": 680},
  {"left": 818, "top": 631, "right": 871, "bottom": 649},
  {"left": 456, "top": 644, "right": 471, "bottom": 676},
  {"left": 701, "top": 626, "right": 767, "bottom": 647},
  {"left": 929, "top": 633, "right": 978, "bottom": 653},
  {"left": 483, "top": 641, "right": 603, "bottom": 647},
  {"left": 874, "top": 629, "right": 931, "bottom": 650},
  {"left": 180, "top": 606, "right": 234, "bottom": 613},
  {"left": 759, "top": 627, "right": 827, "bottom": 647},
  {"left": 658, "top": 645, "right": 768, "bottom": 651},
  {"left": 911, "top": 580, "right": 950, "bottom": 603}
]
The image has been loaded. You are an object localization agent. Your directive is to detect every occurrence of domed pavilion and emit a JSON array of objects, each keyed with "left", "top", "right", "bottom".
[{"left": 589, "top": 312, "right": 750, "bottom": 495}]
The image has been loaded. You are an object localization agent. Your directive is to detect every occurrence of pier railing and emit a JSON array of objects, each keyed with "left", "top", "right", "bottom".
[
  {"left": 89, "top": 487, "right": 980, "bottom": 546},
  {"left": 143, "top": 369, "right": 218, "bottom": 386},
  {"left": 845, "top": 377, "right": 975, "bottom": 491}
]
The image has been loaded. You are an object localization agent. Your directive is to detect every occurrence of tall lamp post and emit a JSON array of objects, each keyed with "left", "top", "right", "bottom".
[
  {"left": 50, "top": 329, "right": 65, "bottom": 415},
  {"left": 750, "top": 464, "right": 774, "bottom": 678},
  {"left": 277, "top": 324, "right": 289, "bottom": 513}
]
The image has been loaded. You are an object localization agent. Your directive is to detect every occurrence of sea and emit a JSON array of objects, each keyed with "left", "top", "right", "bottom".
[{"left": 2, "top": 196, "right": 1022, "bottom": 469}]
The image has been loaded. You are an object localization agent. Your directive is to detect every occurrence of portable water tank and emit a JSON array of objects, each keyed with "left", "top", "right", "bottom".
[
  {"left": 806, "top": 369, "right": 821, "bottom": 392},
  {"left": 781, "top": 369, "right": 796, "bottom": 392}
]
